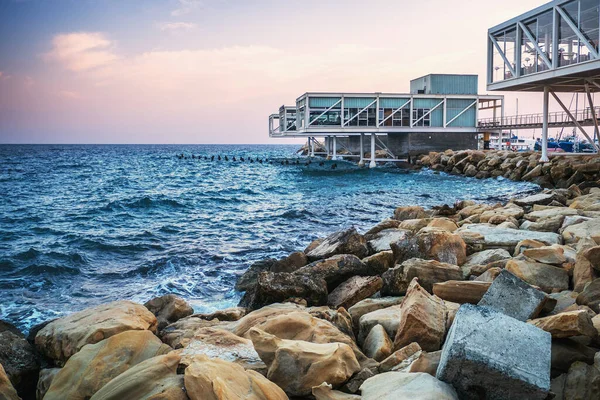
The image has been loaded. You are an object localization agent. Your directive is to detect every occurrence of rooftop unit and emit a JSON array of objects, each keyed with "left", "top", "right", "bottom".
[{"left": 410, "top": 74, "right": 478, "bottom": 95}]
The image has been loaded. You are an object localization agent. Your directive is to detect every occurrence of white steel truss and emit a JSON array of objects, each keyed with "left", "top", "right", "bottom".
[
  {"left": 343, "top": 99, "right": 378, "bottom": 127},
  {"left": 378, "top": 100, "right": 411, "bottom": 126},
  {"left": 488, "top": 1, "right": 600, "bottom": 86}
]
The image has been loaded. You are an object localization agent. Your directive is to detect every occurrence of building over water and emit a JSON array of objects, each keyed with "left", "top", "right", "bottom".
[
  {"left": 269, "top": 74, "right": 504, "bottom": 167},
  {"left": 486, "top": 0, "right": 600, "bottom": 161}
]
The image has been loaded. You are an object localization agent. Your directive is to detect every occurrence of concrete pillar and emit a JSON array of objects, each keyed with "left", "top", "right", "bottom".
[
  {"left": 309, "top": 137, "right": 314, "bottom": 157},
  {"left": 359, "top": 133, "right": 365, "bottom": 167},
  {"left": 541, "top": 86, "right": 549, "bottom": 163},
  {"left": 326, "top": 136, "right": 330, "bottom": 158},
  {"left": 332, "top": 136, "right": 338, "bottom": 160},
  {"left": 369, "top": 133, "right": 377, "bottom": 168}
]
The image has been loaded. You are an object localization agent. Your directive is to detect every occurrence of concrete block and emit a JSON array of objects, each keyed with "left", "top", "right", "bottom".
[
  {"left": 478, "top": 270, "right": 548, "bottom": 321},
  {"left": 437, "top": 304, "right": 551, "bottom": 400}
]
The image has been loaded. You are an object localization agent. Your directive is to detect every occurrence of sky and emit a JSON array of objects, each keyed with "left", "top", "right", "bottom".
[{"left": 0, "top": 0, "right": 584, "bottom": 144}]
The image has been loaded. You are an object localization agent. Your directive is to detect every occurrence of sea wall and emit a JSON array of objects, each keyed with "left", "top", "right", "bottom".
[{"left": 414, "top": 149, "right": 600, "bottom": 189}]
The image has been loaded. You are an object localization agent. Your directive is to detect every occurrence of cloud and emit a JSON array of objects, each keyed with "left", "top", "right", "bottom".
[
  {"left": 57, "top": 90, "right": 81, "bottom": 99},
  {"left": 171, "top": 0, "right": 203, "bottom": 16},
  {"left": 44, "top": 32, "right": 118, "bottom": 71},
  {"left": 158, "top": 22, "right": 197, "bottom": 31},
  {"left": 24, "top": 76, "right": 34, "bottom": 87},
  {"left": 0, "top": 72, "right": 2, "bottom": 78}
]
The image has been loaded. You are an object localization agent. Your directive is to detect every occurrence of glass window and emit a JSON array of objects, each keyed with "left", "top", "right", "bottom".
[
  {"left": 412, "top": 108, "right": 431, "bottom": 127},
  {"left": 580, "top": 0, "right": 600, "bottom": 55},
  {"left": 344, "top": 107, "right": 376, "bottom": 127}
]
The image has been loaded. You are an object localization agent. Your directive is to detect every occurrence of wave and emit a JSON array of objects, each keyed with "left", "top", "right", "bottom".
[
  {"left": 99, "top": 196, "right": 186, "bottom": 212},
  {"left": 13, "top": 263, "right": 81, "bottom": 276}
]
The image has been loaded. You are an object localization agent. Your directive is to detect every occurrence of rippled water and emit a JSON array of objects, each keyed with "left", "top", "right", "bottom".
[{"left": 0, "top": 144, "right": 539, "bottom": 332}]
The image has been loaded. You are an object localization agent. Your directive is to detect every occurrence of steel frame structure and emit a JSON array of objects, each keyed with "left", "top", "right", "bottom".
[{"left": 487, "top": 0, "right": 600, "bottom": 161}]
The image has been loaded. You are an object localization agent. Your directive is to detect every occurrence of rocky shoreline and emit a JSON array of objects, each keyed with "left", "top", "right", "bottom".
[
  {"left": 2, "top": 157, "right": 600, "bottom": 399},
  {"left": 414, "top": 149, "right": 600, "bottom": 190}
]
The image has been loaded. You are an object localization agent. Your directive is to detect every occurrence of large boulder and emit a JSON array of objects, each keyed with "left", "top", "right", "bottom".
[
  {"left": 505, "top": 257, "right": 569, "bottom": 293},
  {"left": 400, "top": 258, "right": 463, "bottom": 293},
  {"left": 358, "top": 306, "right": 403, "bottom": 346},
  {"left": 365, "top": 229, "right": 412, "bottom": 253},
  {"left": 552, "top": 360, "right": 600, "bottom": 400},
  {"left": 144, "top": 294, "right": 194, "bottom": 331},
  {"left": 573, "top": 238, "right": 600, "bottom": 292},
  {"left": 184, "top": 354, "right": 287, "bottom": 400},
  {"left": 415, "top": 229, "right": 467, "bottom": 266},
  {"left": 462, "top": 248, "right": 511, "bottom": 268},
  {"left": 305, "top": 228, "right": 369, "bottom": 261},
  {"left": 522, "top": 245, "right": 567, "bottom": 265},
  {"left": 348, "top": 297, "right": 404, "bottom": 333},
  {"left": 529, "top": 310, "right": 597, "bottom": 339},
  {"left": 393, "top": 206, "right": 428, "bottom": 221},
  {"left": 175, "top": 327, "right": 266, "bottom": 374},
  {"left": 0, "top": 327, "right": 39, "bottom": 399},
  {"left": 394, "top": 279, "right": 447, "bottom": 352},
  {"left": 249, "top": 328, "right": 360, "bottom": 397},
  {"left": 89, "top": 353, "right": 187, "bottom": 400},
  {"left": 244, "top": 311, "right": 370, "bottom": 367},
  {"left": 0, "top": 364, "right": 20, "bottom": 400},
  {"left": 433, "top": 281, "right": 491, "bottom": 304},
  {"left": 361, "top": 250, "right": 394, "bottom": 275},
  {"left": 562, "top": 218, "right": 600, "bottom": 244},
  {"left": 293, "top": 255, "right": 369, "bottom": 291},
  {"left": 37, "top": 368, "right": 61, "bottom": 400},
  {"left": 362, "top": 324, "right": 393, "bottom": 362},
  {"left": 458, "top": 224, "right": 561, "bottom": 253},
  {"left": 576, "top": 277, "right": 600, "bottom": 313},
  {"left": 514, "top": 193, "right": 556, "bottom": 207},
  {"left": 360, "top": 372, "right": 458, "bottom": 400},
  {"left": 239, "top": 271, "right": 327, "bottom": 310},
  {"left": 44, "top": 330, "right": 171, "bottom": 400},
  {"left": 159, "top": 315, "right": 234, "bottom": 349},
  {"left": 479, "top": 203, "right": 524, "bottom": 223},
  {"left": 478, "top": 269, "right": 549, "bottom": 321},
  {"left": 235, "top": 258, "right": 278, "bottom": 292},
  {"left": 378, "top": 342, "right": 423, "bottom": 373},
  {"left": 437, "top": 304, "right": 551, "bottom": 400},
  {"left": 327, "top": 276, "right": 382, "bottom": 310},
  {"left": 35, "top": 300, "right": 158, "bottom": 363}
]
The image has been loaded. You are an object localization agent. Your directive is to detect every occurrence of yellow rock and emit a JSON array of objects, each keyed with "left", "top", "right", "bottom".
[
  {"left": 90, "top": 353, "right": 187, "bottom": 400},
  {"left": 44, "top": 330, "right": 171, "bottom": 400},
  {"left": 35, "top": 300, "right": 158, "bottom": 362},
  {"left": 0, "top": 363, "right": 20, "bottom": 400},
  {"left": 529, "top": 310, "right": 598, "bottom": 339},
  {"left": 184, "top": 354, "right": 287, "bottom": 400},
  {"left": 394, "top": 279, "right": 447, "bottom": 352},
  {"left": 249, "top": 328, "right": 360, "bottom": 397}
]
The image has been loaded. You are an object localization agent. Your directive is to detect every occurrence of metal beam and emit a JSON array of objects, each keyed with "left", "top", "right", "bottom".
[
  {"left": 518, "top": 21, "right": 552, "bottom": 70},
  {"left": 378, "top": 100, "right": 411, "bottom": 126},
  {"left": 489, "top": 33, "right": 516, "bottom": 77},
  {"left": 585, "top": 82, "right": 600, "bottom": 150},
  {"left": 308, "top": 99, "right": 342, "bottom": 126},
  {"left": 445, "top": 100, "right": 477, "bottom": 127},
  {"left": 555, "top": 6, "right": 600, "bottom": 60},
  {"left": 411, "top": 100, "right": 444, "bottom": 127},
  {"left": 550, "top": 90, "right": 600, "bottom": 151},
  {"left": 343, "top": 99, "right": 378, "bottom": 127}
]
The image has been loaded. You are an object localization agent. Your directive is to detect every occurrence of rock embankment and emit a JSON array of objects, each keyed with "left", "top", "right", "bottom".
[
  {"left": 3, "top": 184, "right": 600, "bottom": 399},
  {"left": 415, "top": 149, "right": 600, "bottom": 189}
]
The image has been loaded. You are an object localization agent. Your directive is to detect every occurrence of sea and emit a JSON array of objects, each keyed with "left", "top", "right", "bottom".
[{"left": 0, "top": 144, "right": 540, "bottom": 332}]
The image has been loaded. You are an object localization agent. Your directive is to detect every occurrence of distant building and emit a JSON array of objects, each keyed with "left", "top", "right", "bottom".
[{"left": 269, "top": 74, "right": 503, "bottom": 166}]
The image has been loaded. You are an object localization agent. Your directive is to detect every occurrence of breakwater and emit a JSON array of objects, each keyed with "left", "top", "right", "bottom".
[
  {"left": 414, "top": 149, "right": 600, "bottom": 189},
  {"left": 2, "top": 173, "right": 600, "bottom": 399}
]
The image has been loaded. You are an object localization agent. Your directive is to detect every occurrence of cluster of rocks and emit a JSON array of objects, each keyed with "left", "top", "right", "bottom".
[
  {"left": 415, "top": 149, "right": 600, "bottom": 189},
  {"left": 3, "top": 182, "right": 600, "bottom": 399}
]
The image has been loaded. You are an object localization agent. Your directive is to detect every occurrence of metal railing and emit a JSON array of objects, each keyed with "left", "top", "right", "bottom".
[{"left": 478, "top": 106, "right": 600, "bottom": 129}]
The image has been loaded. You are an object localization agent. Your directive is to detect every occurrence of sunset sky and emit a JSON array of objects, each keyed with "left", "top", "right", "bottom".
[{"left": 0, "top": 0, "right": 579, "bottom": 144}]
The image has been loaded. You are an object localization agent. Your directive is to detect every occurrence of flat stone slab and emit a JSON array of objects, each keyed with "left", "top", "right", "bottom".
[
  {"left": 437, "top": 304, "right": 551, "bottom": 400},
  {"left": 458, "top": 224, "right": 561, "bottom": 253},
  {"left": 478, "top": 270, "right": 548, "bottom": 321}
]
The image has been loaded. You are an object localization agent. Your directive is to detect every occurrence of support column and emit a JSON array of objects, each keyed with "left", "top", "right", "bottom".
[
  {"left": 332, "top": 136, "right": 338, "bottom": 160},
  {"left": 359, "top": 133, "right": 365, "bottom": 167},
  {"left": 326, "top": 136, "right": 330, "bottom": 159},
  {"left": 309, "top": 137, "right": 314, "bottom": 157},
  {"left": 369, "top": 133, "right": 376, "bottom": 168},
  {"left": 541, "top": 86, "right": 549, "bottom": 163}
]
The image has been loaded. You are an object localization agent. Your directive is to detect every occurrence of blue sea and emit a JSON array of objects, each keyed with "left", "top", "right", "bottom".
[{"left": 0, "top": 144, "right": 539, "bottom": 332}]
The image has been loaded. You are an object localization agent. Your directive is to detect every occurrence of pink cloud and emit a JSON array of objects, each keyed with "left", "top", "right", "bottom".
[
  {"left": 57, "top": 90, "right": 81, "bottom": 99},
  {"left": 44, "top": 32, "right": 118, "bottom": 71},
  {"left": 158, "top": 22, "right": 197, "bottom": 31}
]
